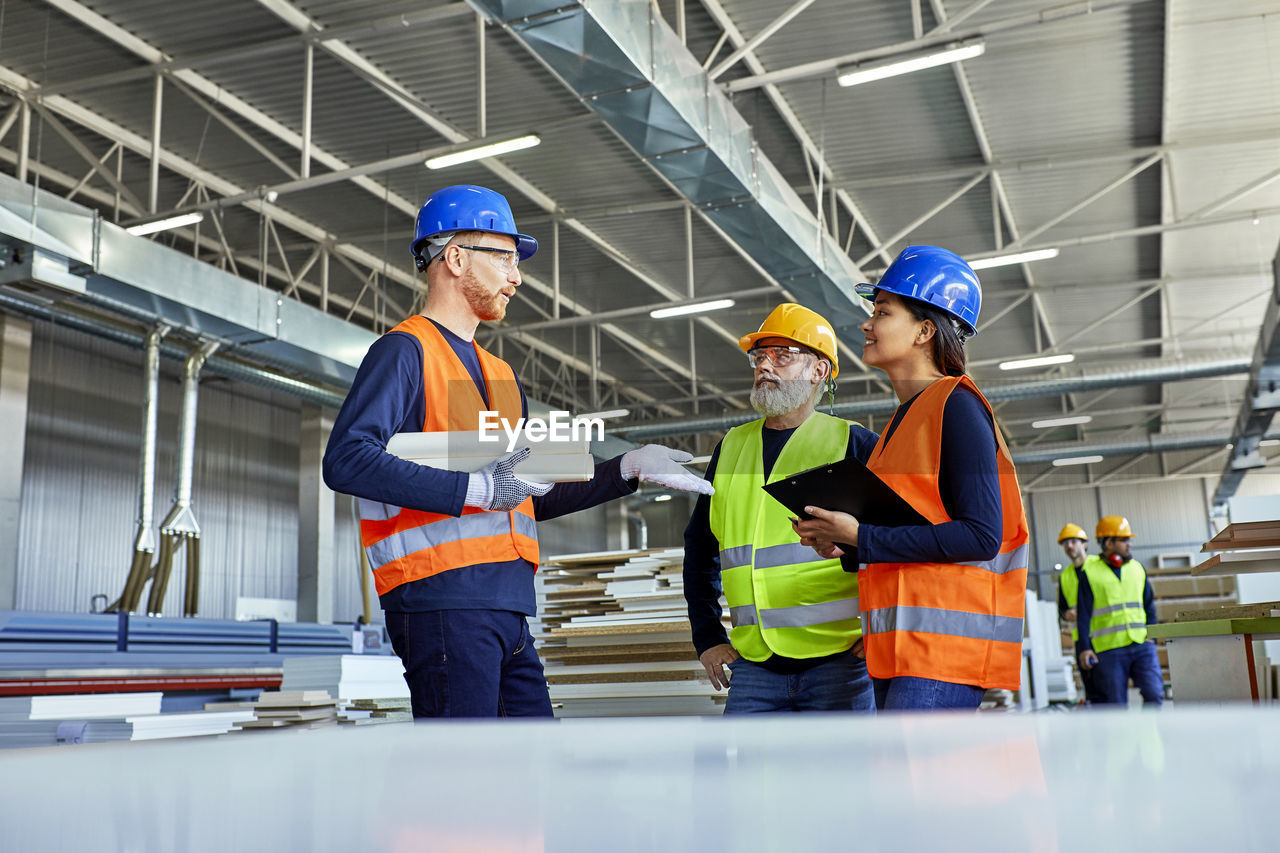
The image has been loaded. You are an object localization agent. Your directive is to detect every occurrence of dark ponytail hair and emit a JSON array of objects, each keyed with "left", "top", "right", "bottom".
[{"left": 902, "top": 298, "right": 968, "bottom": 377}]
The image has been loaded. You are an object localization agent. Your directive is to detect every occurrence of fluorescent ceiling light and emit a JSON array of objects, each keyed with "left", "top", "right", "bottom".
[
  {"left": 425, "top": 135, "right": 541, "bottom": 170},
  {"left": 125, "top": 211, "right": 205, "bottom": 236},
  {"left": 968, "top": 248, "right": 1060, "bottom": 270},
  {"left": 653, "top": 494, "right": 673, "bottom": 502},
  {"left": 1261, "top": 439, "right": 1280, "bottom": 447},
  {"left": 1031, "top": 415, "right": 1093, "bottom": 429},
  {"left": 837, "top": 41, "right": 985, "bottom": 87},
  {"left": 649, "top": 298, "right": 735, "bottom": 319},
  {"left": 999, "top": 353, "right": 1075, "bottom": 371},
  {"left": 1052, "top": 455, "right": 1104, "bottom": 467},
  {"left": 576, "top": 409, "right": 630, "bottom": 420}
]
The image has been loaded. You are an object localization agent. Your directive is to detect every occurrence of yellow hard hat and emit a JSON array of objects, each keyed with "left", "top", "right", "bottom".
[
  {"left": 1057, "top": 523, "right": 1087, "bottom": 544},
  {"left": 1096, "top": 515, "right": 1134, "bottom": 539},
  {"left": 739, "top": 303, "right": 840, "bottom": 378}
]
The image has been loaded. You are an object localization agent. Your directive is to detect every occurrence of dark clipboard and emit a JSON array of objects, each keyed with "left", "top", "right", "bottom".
[{"left": 762, "top": 455, "right": 930, "bottom": 528}]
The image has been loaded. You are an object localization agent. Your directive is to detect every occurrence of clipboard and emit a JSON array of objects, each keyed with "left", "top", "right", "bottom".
[{"left": 762, "top": 455, "right": 930, "bottom": 528}]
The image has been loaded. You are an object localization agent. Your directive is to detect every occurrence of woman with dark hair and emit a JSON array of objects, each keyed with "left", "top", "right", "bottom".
[{"left": 793, "top": 245, "right": 1029, "bottom": 712}]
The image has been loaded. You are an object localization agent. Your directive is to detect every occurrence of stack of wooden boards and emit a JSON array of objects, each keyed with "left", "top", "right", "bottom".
[
  {"left": 228, "top": 690, "right": 338, "bottom": 732},
  {"left": 536, "top": 548, "right": 724, "bottom": 717}
]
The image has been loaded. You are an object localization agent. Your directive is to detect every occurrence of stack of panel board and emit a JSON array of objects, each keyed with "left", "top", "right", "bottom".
[{"left": 537, "top": 548, "right": 724, "bottom": 718}]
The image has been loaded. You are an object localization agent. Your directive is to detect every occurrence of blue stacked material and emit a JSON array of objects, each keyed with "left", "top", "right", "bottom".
[{"left": 0, "top": 611, "right": 379, "bottom": 671}]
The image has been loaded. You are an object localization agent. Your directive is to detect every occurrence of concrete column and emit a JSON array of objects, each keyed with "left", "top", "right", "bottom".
[
  {"left": 297, "top": 403, "right": 335, "bottom": 624},
  {"left": 0, "top": 315, "right": 32, "bottom": 609}
]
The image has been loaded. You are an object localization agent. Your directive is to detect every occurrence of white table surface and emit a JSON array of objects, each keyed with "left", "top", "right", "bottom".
[{"left": 2, "top": 706, "right": 1278, "bottom": 852}]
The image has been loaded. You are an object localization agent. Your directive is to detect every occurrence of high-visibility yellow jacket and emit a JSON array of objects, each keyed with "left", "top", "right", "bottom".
[
  {"left": 709, "top": 413, "right": 861, "bottom": 660},
  {"left": 1081, "top": 555, "right": 1148, "bottom": 652}
]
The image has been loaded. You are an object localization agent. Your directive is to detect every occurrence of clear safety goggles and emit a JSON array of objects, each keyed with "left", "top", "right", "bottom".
[{"left": 746, "top": 345, "right": 813, "bottom": 369}]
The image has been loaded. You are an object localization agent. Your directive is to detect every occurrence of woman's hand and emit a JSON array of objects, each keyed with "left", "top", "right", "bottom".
[{"left": 791, "top": 506, "right": 859, "bottom": 558}]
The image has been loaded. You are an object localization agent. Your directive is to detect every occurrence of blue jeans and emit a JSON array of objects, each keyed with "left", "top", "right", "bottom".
[
  {"left": 385, "top": 609, "right": 553, "bottom": 718},
  {"left": 723, "top": 650, "right": 875, "bottom": 713},
  {"left": 1092, "top": 641, "right": 1163, "bottom": 707},
  {"left": 873, "top": 676, "right": 986, "bottom": 711}
]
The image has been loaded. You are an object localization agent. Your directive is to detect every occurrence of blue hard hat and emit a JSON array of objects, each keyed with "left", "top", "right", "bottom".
[
  {"left": 855, "top": 245, "right": 982, "bottom": 336},
  {"left": 411, "top": 185, "right": 538, "bottom": 271}
]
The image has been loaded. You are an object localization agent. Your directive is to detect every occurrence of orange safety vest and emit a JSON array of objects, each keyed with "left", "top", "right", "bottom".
[
  {"left": 860, "top": 375, "right": 1029, "bottom": 689},
  {"left": 358, "top": 315, "right": 539, "bottom": 596}
]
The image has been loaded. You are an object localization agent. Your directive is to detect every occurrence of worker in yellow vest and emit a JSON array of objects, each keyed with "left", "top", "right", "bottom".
[
  {"left": 1076, "top": 515, "right": 1163, "bottom": 707},
  {"left": 682, "top": 303, "right": 878, "bottom": 712},
  {"left": 1056, "top": 522, "right": 1102, "bottom": 704}
]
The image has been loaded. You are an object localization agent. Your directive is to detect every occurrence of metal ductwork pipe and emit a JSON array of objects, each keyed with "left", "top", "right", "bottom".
[
  {"left": 0, "top": 290, "right": 347, "bottom": 409},
  {"left": 148, "top": 341, "right": 219, "bottom": 617},
  {"left": 614, "top": 356, "right": 1251, "bottom": 441},
  {"left": 114, "top": 324, "right": 169, "bottom": 613},
  {"left": 1009, "top": 429, "right": 1252, "bottom": 466}
]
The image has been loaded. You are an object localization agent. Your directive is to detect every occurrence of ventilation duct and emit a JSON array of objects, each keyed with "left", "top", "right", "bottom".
[
  {"left": 1212, "top": 248, "right": 1280, "bottom": 511},
  {"left": 113, "top": 324, "right": 169, "bottom": 613},
  {"left": 615, "top": 355, "right": 1250, "bottom": 441},
  {"left": 147, "top": 342, "right": 219, "bottom": 617},
  {"left": 469, "top": 0, "right": 870, "bottom": 338}
]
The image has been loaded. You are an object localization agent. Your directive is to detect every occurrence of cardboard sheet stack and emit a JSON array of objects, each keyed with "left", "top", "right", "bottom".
[
  {"left": 231, "top": 690, "right": 337, "bottom": 732},
  {"left": 280, "top": 654, "right": 410, "bottom": 702},
  {"left": 338, "top": 697, "right": 413, "bottom": 726},
  {"left": 386, "top": 430, "right": 594, "bottom": 482},
  {"left": 537, "top": 548, "right": 724, "bottom": 717}
]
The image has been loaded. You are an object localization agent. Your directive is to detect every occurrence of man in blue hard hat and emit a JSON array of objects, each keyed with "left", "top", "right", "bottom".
[{"left": 324, "top": 184, "right": 713, "bottom": 718}]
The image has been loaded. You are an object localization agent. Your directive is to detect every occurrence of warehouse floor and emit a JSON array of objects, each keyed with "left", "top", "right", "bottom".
[{"left": 2, "top": 705, "right": 1275, "bottom": 851}]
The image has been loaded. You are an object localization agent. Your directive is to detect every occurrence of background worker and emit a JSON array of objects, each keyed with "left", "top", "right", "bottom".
[
  {"left": 1057, "top": 522, "right": 1102, "bottom": 704},
  {"left": 324, "top": 184, "right": 712, "bottom": 719},
  {"left": 683, "top": 303, "right": 879, "bottom": 712},
  {"left": 793, "top": 246, "right": 1029, "bottom": 712},
  {"left": 1076, "top": 515, "right": 1163, "bottom": 707}
]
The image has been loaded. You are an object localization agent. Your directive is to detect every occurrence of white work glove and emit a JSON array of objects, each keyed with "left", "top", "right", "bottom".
[
  {"left": 620, "top": 444, "right": 714, "bottom": 496},
  {"left": 464, "top": 447, "right": 554, "bottom": 511}
]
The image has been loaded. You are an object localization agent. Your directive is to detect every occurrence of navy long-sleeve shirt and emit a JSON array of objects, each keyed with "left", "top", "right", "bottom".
[
  {"left": 683, "top": 421, "right": 881, "bottom": 661},
  {"left": 854, "top": 385, "right": 1003, "bottom": 565},
  {"left": 324, "top": 318, "right": 635, "bottom": 615},
  {"left": 1074, "top": 562, "right": 1157, "bottom": 656}
]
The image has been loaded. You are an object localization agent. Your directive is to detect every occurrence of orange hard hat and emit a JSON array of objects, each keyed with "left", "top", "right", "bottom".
[{"left": 739, "top": 303, "right": 839, "bottom": 377}]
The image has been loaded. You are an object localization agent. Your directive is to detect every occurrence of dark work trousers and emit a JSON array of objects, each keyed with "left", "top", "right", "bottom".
[
  {"left": 385, "top": 609, "right": 554, "bottom": 718},
  {"left": 1092, "top": 641, "right": 1163, "bottom": 707}
]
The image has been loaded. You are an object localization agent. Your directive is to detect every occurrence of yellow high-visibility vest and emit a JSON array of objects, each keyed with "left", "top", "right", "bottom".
[{"left": 709, "top": 413, "right": 861, "bottom": 660}]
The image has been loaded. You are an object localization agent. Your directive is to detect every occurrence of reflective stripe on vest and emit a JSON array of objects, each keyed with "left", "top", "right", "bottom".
[
  {"left": 956, "top": 543, "right": 1030, "bottom": 575},
  {"left": 357, "top": 316, "right": 539, "bottom": 596},
  {"left": 1092, "top": 621, "right": 1147, "bottom": 638},
  {"left": 731, "top": 597, "right": 860, "bottom": 630},
  {"left": 366, "top": 511, "right": 538, "bottom": 570},
  {"left": 860, "top": 375, "right": 1030, "bottom": 690},
  {"left": 719, "top": 542, "right": 822, "bottom": 571},
  {"left": 709, "top": 413, "right": 862, "bottom": 660},
  {"left": 864, "top": 605, "right": 1025, "bottom": 645}
]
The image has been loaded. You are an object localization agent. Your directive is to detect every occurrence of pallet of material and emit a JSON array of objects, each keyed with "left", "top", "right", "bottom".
[
  {"left": 1192, "top": 548, "right": 1280, "bottom": 576},
  {"left": 538, "top": 548, "right": 724, "bottom": 718},
  {"left": 1173, "top": 600, "right": 1280, "bottom": 622},
  {"left": 1202, "top": 520, "right": 1280, "bottom": 552}
]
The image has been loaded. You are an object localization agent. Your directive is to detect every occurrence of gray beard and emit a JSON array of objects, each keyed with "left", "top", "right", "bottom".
[{"left": 750, "top": 379, "right": 816, "bottom": 417}]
